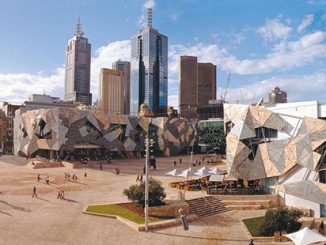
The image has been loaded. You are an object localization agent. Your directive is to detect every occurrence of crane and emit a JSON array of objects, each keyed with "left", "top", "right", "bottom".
[{"left": 221, "top": 72, "right": 231, "bottom": 103}]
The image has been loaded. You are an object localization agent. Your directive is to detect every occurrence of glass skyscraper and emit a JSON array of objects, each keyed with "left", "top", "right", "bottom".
[
  {"left": 130, "top": 6, "right": 168, "bottom": 116},
  {"left": 64, "top": 18, "right": 92, "bottom": 106}
]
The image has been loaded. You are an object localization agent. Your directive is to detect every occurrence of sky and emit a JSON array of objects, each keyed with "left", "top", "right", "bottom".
[{"left": 0, "top": 0, "right": 325, "bottom": 108}]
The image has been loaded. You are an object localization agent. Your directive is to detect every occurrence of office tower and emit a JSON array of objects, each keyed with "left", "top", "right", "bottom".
[
  {"left": 130, "top": 3, "right": 168, "bottom": 116},
  {"left": 112, "top": 60, "right": 131, "bottom": 115},
  {"left": 179, "top": 57, "right": 217, "bottom": 118},
  {"left": 98, "top": 68, "right": 124, "bottom": 115},
  {"left": 197, "top": 63, "right": 216, "bottom": 107},
  {"left": 64, "top": 18, "right": 92, "bottom": 105},
  {"left": 179, "top": 56, "right": 198, "bottom": 118},
  {"left": 268, "top": 87, "right": 287, "bottom": 104}
]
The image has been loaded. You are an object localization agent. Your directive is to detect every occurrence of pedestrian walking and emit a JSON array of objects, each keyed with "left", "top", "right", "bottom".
[
  {"left": 140, "top": 174, "right": 143, "bottom": 182},
  {"left": 32, "top": 186, "right": 37, "bottom": 198},
  {"left": 179, "top": 158, "right": 182, "bottom": 164},
  {"left": 174, "top": 160, "right": 176, "bottom": 168},
  {"left": 249, "top": 239, "right": 254, "bottom": 245},
  {"left": 45, "top": 175, "right": 49, "bottom": 185},
  {"left": 37, "top": 174, "right": 41, "bottom": 182},
  {"left": 84, "top": 172, "right": 87, "bottom": 177},
  {"left": 57, "top": 188, "right": 61, "bottom": 199}
]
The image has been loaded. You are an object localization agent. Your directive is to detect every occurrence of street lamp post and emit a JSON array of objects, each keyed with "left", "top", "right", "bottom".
[{"left": 144, "top": 135, "right": 150, "bottom": 232}]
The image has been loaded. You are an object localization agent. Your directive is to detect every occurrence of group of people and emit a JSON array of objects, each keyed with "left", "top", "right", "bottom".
[
  {"left": 37, "top": 173, "right": 50, "bottom": 185},
  {"left": 136, "top": 173, "right": 143, "bottom": 182},
  {"left": 64, "top": 172, "right": 79, "bottom": 181}
]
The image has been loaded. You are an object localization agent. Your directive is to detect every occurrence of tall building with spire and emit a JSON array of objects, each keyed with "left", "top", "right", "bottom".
[
  {"left": 64, "top": 18, "right": 92, "bottom": 105},
  {"left": 130, "top": 1, "right": 168, "bottom": 116}
]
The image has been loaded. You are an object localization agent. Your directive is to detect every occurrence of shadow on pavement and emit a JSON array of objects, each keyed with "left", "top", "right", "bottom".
[{"left": 0, "top": 200, "right": 31, "bottom": 212}]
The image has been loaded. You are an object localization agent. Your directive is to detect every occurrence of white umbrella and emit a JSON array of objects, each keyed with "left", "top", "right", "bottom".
[
  {"left": 194, "top": 168, "right": 211, "bottom": 177},
  {"left": 198, "top": 166, "right": 211, "bottom": 172},
  {"left": 209, "top": 167, "right": 226, "bottom": 175},
  {"left": 178, "top": 169, "right": 197, "bottom": 178},
  {"left": 285, "top": 227, "right": 326, "bottom": 245},
  {"left": 185, "top": 167, "right": 196, "bottom": 173},
  {"left": 165, "top": 169, "right": 182, "bottom": 176}
]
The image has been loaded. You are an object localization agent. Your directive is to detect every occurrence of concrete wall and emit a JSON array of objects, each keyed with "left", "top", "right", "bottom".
[
  {"left": 279, "top": 192, "right": 321, "bottom": 217},
  {"left": 148, "top": 203, "right": 189, "bottom": 217}
]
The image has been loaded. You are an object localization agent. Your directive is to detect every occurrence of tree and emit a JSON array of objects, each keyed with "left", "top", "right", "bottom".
[
  {"left": 260, "top": 207, "right": 303, "bottom": 236},
  {"left": 123, "top": 177, "right": 166, "bottom": 208}
]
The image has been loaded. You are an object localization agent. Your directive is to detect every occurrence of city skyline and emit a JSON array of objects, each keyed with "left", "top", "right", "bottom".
[{"left": 0, "top": 0, "right": 325, "bottom": 108}]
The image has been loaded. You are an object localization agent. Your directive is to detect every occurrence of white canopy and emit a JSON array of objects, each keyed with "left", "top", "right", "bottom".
[
  {"left": 209, "top": 167, "right": 225, "bottom": 175},
  {"left": 165, "top": 169, "right": 182, "bottom": 177},
  {"left": 185, "top": 167, "right": 196, "bottom": 173},
  {"left": 209, "top": 174, "right": 224, "bottom": 182},
  {"left": 178, "top": 169, "right": 197, "bottom": 178},
  {"left": 285, "top": 227, "right": 326, "bottom": 245},
  {"left": 198, "top": 166, "right": 211, "bottom": 172},
  {"left": 194, "top": 169, "right": 211, "bottom": 177}
]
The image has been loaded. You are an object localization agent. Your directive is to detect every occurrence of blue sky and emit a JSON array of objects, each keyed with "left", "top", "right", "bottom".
[{"left": 0, "top": 0, "right": 325, "bottom": 107}]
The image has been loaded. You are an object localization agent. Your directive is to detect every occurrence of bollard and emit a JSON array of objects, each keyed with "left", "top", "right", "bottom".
[{"left": 178, "top": 208, "right": 189, "bottom": 231}]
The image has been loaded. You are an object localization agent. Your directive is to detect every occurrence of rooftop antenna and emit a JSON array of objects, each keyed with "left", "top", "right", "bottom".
[
  {"left": 147, "top": 0, "right": 153, "bottom": 28},
  {"left": 76, "top": 17, "right": 84, "bottom": 37}
]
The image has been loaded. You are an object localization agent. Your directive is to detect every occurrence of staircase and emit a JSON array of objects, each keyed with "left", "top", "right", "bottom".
[{"left": 186, "top": 196, "right": 228, "bottom": 217}]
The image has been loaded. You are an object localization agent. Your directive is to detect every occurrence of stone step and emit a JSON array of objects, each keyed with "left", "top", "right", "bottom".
[
  {"left": 221, "top": 199, "right": 271, "bottom": 208},
  {"left": 226, "top": 204, "right": 263, "bottom": 210},
  {"left": 186, "top": 196, "right": 227, "bottom": 217}
]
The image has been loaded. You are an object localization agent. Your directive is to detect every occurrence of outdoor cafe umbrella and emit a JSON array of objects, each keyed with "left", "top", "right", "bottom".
[
  {"left": 194, "top": 168, "right": 211, "bottom": 177},
  {"left": 178, "top": 169, "right": 197, "bottom": 178},
  {"left": 285, "top": 227, "right": 326, "bottom": 245},
  {"left": 165, "top": 169, "right": 182, "bottom": 177},
  {"left": 197, "top": 166, "right": 211, "bottom": 172},
  {"left": 209, "top": 167, "right": 226, "bottom": 175},
  {"left": 185, "top": 167, "right": 196, "bottom": 173}
]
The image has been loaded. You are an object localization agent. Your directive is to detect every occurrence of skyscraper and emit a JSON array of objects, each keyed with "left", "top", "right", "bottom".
[
  {"left": 179, "top": 56, "right": 198, "bottom": 118},
  {"left": 267, "top": 87, "right": 287, "bottom": 104},
  {"left": 179, "top": 56, "right": 217, "bottom": 118},
  {"left": 197, "top": 63, "right": 216, "bottom": 107},
  {"left": 112, "top": 60, "right": 131, "bottom": 115},
  {"left": 130, "top": 3, "right": 168, "bottom": 116},
  {"left": 98, "top": 68, "right": 124, "bottom": 115},
  {"left": 64, "top": 18, "right": 92, "bottom": 106}
]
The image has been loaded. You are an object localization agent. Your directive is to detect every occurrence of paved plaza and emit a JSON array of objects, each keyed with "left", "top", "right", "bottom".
[{"left": 0, "top": 155, "right": 292, "bottom": 245}]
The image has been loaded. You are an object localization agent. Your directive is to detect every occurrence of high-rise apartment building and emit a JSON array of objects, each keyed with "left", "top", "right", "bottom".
[
  {"left": 179, "top": 56, "right": 217, "bottom": 118},
  {"left": 198, "top": 63, "right": 216, "bottom": 107},
  {"left": 179, "top": 56, "right": 198, "bottom": 118},
  {"left": 98, "top": 68, "right": 124, "bottom": 115},
  {"left": 64, "top": 18, "right": 92, "bottom": 106},
  {"left": 130, "top": 4, "right": 168, "bottom": 116},
  {"left": 112, "top": 60, "right": 131, "bottom": 115},
  {"left": 268, "top": 87, "right": 287, "bottom": 104}
]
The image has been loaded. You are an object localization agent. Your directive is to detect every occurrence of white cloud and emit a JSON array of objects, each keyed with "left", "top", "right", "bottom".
[
  {"left": 297, "top": 14, "right": 314, "bottom": 33},
  {"left": 0, "top": 68, "right": 64, "bottom": 103},
  {"left": 168, "top": 13, "right": 182, "bottom": 22},
  {"left": 257, "top": 18, "right": 292, "bottom": 42},
  {"left": 144, "top": 0, "right": 155, "bottom": 9},
  {"left": 137, "top": 0, "right": 155, "bottom": 28},
  {"left": 225, "top": 71, "right": 326, "bottom": 104},
  {"left": 223, "top": 31, "right": 326, "bottom": 74}
]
